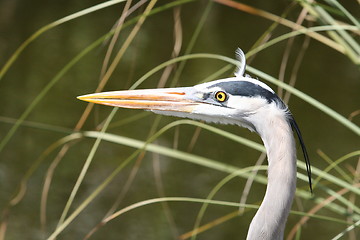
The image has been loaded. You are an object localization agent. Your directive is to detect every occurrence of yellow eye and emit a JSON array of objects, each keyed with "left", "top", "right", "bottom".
[{"left": 215, "top": 91, "right": 227, "bottom": 102}]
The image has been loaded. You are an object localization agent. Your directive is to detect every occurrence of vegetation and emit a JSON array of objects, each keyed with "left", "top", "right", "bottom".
[{"left": 0, "top": 0, "right": 359, "bottom": 239}]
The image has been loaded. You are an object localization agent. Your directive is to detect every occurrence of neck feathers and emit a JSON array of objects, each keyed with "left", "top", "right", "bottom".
[{"left": 246, "top": 106, "right": 297, "bottom": 240}]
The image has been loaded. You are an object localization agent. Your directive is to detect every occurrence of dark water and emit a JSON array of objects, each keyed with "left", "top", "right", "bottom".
[{"left": 0, "top": 0, "right": 359, "bottom": 239}]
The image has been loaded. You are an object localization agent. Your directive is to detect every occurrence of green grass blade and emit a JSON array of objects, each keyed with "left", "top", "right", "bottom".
[
  {"left": 82, "top": 127, "right": 360, "bottom": 196},
  {"left": 0, "top": 0, "right": 194, "bottom": 155},
  {"left": 0, "top": 0, "right": 126, "bottom": 82},
  {"left": 56, "top": 108, "right": 118, "bottom": 228},
  {"left": 247, "top": 66, "right": 360, "bottom": 136},
  {"left": 0, "top": 35, "right": 110, "bottom": 154},
  {"left": 325, "top": 0, "right": 360, "bottom": 28}
]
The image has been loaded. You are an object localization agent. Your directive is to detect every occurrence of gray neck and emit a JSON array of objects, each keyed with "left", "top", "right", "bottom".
[{"left": 246, "top": 112, "right": 297, "bottom": 240}]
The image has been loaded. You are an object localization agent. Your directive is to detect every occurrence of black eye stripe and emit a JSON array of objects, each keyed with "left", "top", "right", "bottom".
[{"left": 209, "top": 81, "right": 279, "bottom": 104}]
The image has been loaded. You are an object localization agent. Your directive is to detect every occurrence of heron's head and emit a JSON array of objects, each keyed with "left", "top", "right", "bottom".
[
  {"left": 77, "top": 76, "right": 288, "bottom": 133},
  {"left": 77, "top": 47, "right": 312, "bottom": 192},
  {"left": 78, "top": 74, "right": 312, "bottom": 192}
]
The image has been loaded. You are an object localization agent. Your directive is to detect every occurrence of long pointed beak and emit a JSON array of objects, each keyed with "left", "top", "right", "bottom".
[{"left": 77, "top": 87, "right": 199, "bottom": 113}]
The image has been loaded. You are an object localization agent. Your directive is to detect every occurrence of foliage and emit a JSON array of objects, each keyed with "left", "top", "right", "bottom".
[{"left": 0, "top": 0, "right": 359, "bottom": 239}]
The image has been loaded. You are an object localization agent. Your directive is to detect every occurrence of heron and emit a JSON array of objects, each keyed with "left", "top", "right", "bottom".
[{"left": 77, "top": 49, "right": 312, "bottom": 240}]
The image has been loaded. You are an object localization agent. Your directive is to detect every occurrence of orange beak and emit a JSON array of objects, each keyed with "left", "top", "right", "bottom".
[{"left": 77, "top": 87, "right": 199, "bottom": 113}]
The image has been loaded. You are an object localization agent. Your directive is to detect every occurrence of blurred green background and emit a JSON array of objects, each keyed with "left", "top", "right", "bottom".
[{"left": 0, "top": 0, "right": 359, "bottom": 239}]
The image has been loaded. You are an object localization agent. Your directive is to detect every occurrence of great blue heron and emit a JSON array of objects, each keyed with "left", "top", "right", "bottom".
[{"left": 78, "top": 49, "right": 312, "bottom": 240}]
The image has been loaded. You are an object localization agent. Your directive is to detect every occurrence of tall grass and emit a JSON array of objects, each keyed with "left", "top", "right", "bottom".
[{"left": 0, "top": 0, "right": 359, "bottom": 240}]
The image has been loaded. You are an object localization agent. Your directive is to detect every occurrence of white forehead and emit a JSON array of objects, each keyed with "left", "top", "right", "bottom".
[{"left": 195, "top": 76, "right": 275, "bottom": 94}]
